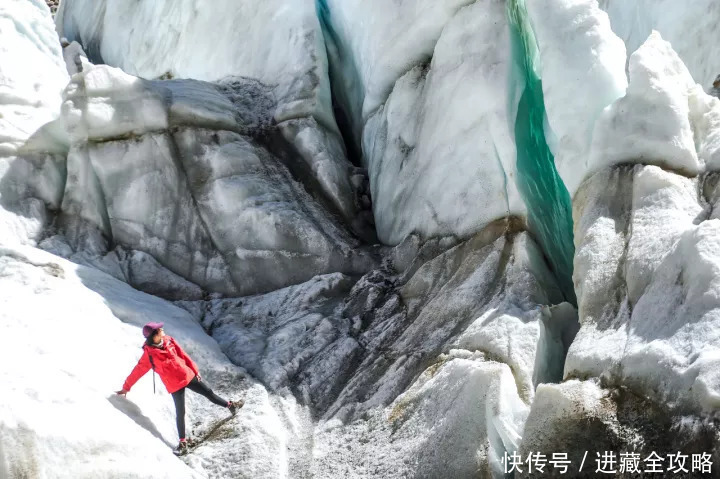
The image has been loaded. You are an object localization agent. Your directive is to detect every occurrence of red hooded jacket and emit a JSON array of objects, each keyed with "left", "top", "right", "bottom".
[{"left": 123, "top": 336, "right": 199, "bottom": 393}]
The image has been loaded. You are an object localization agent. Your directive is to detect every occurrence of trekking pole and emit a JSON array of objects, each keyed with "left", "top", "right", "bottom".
[{"left": 149, "top": 355, "right": 157, "bottom": 394}]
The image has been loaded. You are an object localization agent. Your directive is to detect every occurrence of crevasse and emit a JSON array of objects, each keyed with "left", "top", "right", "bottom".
[{"left": 508, "top": 0, "right": 577, "bottom": 305}]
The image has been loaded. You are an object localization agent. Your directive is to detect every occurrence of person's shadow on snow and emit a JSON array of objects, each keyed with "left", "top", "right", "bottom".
[{"left": 107, "top": 395, "right": 174, "bottom": 448}]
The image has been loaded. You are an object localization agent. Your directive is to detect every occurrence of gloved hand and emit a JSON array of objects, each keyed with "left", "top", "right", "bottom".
[{"left": 116, "top": 389, "right": 128, "bottom": 396}]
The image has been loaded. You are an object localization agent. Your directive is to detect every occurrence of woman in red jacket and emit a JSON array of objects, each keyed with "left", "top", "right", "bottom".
[{"left": 116, "top": 322, "right": 242, "bottom": 456}]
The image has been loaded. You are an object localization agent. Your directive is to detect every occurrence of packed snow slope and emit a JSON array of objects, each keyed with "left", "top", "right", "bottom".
[{"left": 3, "top": 0, "right": 720, "bottom": 478}]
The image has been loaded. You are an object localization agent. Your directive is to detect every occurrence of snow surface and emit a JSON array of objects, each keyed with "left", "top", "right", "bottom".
[{"left": 0, "top": 245, "right": 292, "bottom": 478}]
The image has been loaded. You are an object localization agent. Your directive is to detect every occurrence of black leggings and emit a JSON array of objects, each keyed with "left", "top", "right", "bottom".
[{"left": 171, "top": 376, "right": 228, "bottom": 440}]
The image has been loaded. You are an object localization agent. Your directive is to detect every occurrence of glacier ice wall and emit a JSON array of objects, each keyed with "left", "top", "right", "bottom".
[
  {"left": 3, "top": 0, "right": 720, "bottom": 477},
  {"left": 58, "top": 62, "right": 377, "bottom": 296},
  {"left": 56, "top": 0, "right": 373, "bottom": 242}
]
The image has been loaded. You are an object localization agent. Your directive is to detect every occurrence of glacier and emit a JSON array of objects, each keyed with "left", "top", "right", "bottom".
[{"left": 2, "top": 0, "right": 720, "bottom": 477}]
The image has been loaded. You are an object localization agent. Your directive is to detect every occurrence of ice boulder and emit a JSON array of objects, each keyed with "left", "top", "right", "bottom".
[
  {"left": 0, "top": 0, "right": 69, "bottom": 246},
  {"left": 59, "top": 63, "right": 376, "bottom": 296}
]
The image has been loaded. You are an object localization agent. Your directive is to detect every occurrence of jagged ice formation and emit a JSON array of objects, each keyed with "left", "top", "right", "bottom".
[{"left": 2, "top": 0, "right": 720, "bottom": 477}]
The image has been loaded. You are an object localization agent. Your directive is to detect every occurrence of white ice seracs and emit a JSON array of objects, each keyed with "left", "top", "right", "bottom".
[
  {"left": 590, "top": 32, "right": 704, "bottom": 177},
  {"left": 314, "top": 351, "right": 530, "bottom": 479},
  {"left": 599, "top": 0, "right": 720, "bottom": 89},
  {"left": 570, "top": 164, "right": 720, "bottom": 414}
]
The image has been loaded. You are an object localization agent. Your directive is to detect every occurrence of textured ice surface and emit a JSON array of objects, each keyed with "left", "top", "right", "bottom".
[
  {"left": 178, "top": 218, "right": 576, "bottom": 476},
  {"left": 599, "top": 0, "right": 720, "bottom": 90},
  {"left": 570, "top": 165, "right": 720, "bottom": 414},
  {"left": 0, "top": 0, "right": 69, "bottom": 246},
  {"left": 313, "top": 351, "right": 530, "bottom": 478},
  {"left": 59, "top": 63, "right": 376, "bottom": 296}
]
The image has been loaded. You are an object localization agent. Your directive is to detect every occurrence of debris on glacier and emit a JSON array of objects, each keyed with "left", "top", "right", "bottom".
[{"left": 180, "top": 217, "right": 579, "bottom": 476}]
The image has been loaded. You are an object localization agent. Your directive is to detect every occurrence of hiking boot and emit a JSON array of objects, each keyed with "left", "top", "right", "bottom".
[
  {"left": 228, "top": 399, "right": 244, "bottom": 415},
  {"left": 173, "top": 440, "right": 188, "bottom": 456}
]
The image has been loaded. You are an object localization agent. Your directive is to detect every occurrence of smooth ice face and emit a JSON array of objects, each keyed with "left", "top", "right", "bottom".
[
  {"left": 599, "top": 0, "right": 720, "bottom": 90},
  {"left": 508, "top": 0, "right": 576, "bottom": 303},
  {"left": 526, "top": 0, "right": 627, "bottom": 197},
  {"left": 0, "top": 0, "right": 69, "bottom": 246},
  {"left": 56, "top": 0, "right": 334, "bottom": 128},
  {"left": 318, "top": 0, "right": 475, "bottom": 147}
]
